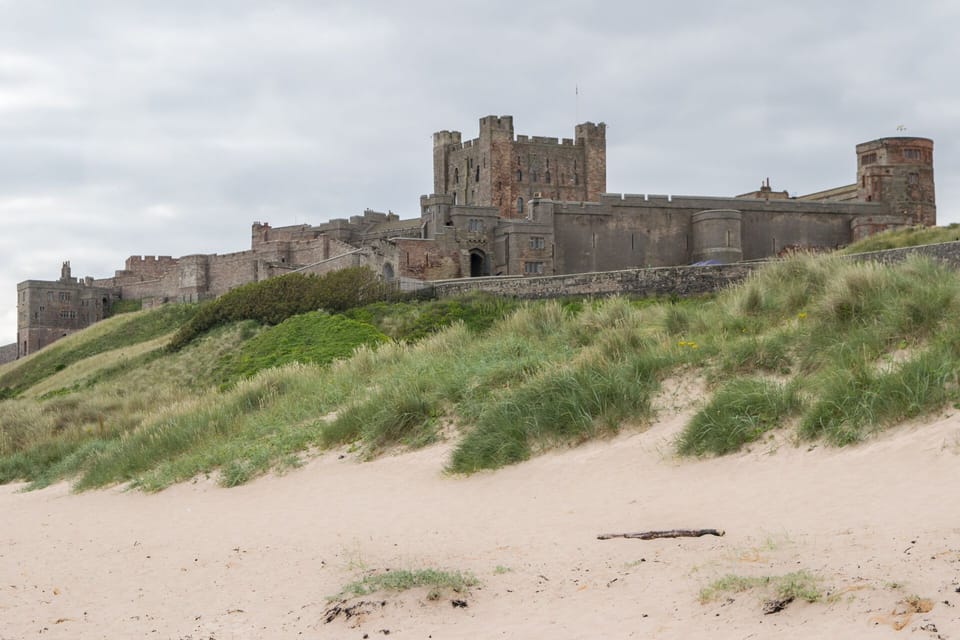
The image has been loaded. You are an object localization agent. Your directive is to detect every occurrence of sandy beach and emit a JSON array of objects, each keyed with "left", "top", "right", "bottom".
[{"left": 2, "top": 404, "right": 959, "bottom": 639}]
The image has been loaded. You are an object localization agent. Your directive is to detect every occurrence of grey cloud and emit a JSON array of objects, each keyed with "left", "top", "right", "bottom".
[{"left": 1, "top": 1, "right": 958, "bottom": 344}]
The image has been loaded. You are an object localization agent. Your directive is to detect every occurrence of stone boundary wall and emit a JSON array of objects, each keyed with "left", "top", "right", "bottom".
[
  {"left": 427, "top": 240, "right": 960, "bottom": 301},
  {"left": 846, "top": 240, "right": 960, "bottom": 268},
  {"left": 0, "top": 343, "right": 17, "bottom": 365},
  {"left": 430, "top": 263, "right": 760, "bottom": 300}
]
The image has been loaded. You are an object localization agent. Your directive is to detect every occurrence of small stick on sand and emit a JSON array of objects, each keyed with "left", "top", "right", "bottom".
[{"left": 596, "top": 529, "right": 725, "bottom": 541}]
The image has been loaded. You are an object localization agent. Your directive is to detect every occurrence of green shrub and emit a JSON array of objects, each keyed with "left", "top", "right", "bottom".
[
  {"left": 215, "top": 312, "right": 387, "bottom": 385},
  {"left": 168, "top": 267, "right": 391, "bottom": 351}
]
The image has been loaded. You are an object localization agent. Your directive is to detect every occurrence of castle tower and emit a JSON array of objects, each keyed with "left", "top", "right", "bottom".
[
  {"left": 430, "top": 116, "right": 607, "bottom": 220},
  {"left": 575, "top": 122, "right": 607, "bottom": 202},
  {"left": 433, "top": 129, "right": 462, "bottom": 196},
  {"left": 856, "top": 137, "right": 935, "bottom": 226}
]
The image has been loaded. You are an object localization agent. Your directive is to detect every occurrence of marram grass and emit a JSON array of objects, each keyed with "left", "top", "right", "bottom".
[{"left": 3, "top": 254, "right": 960, "bottom": 489}]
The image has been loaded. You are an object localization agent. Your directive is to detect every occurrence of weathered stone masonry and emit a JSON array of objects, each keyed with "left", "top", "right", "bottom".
[{"left": 13, "top": 116, "right": 936, "bottom": 357}]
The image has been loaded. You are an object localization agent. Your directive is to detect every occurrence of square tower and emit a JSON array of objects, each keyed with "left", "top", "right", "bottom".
[{"left": 432, "top": 115, "right": 606, "bottom": 219}]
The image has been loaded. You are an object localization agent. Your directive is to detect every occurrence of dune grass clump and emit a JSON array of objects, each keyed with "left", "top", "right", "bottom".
[
  {"left": 343, "top": 293, "right": 520, "bottom": 342},
  {"left": 677, "top": 378, "right": 799, "bottom": 456},
  {"left": 333, "top": 568, "right": 479, "bottom": 602},
  {"left": 699, "top": 570, "right": 822, "bottom": 604}
]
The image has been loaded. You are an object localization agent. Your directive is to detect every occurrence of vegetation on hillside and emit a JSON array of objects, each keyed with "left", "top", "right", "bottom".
[
  {"left": 2, "top": 252, "right": 960, "bottom": 491},
  {"left": 167, "top": 267, "right": 393, "bottom": 351},
  {"left": 839, "top": 223, "right": 960, "bottom": 254},
  {"left": 213, "top": 312, "right": 388, "bottom": 386},
  {"left": 0, "top": 304, "right": 196, "bottom": 398}
]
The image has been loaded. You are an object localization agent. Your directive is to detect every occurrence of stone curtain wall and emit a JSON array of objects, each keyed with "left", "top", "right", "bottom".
[{"left": 429, "top": 240, "right": 960, "bottom": 301}]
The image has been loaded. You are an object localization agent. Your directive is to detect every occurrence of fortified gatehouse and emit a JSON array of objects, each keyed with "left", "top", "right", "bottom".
[{"left": 13, "top": 116, "right": 935, "bottom": 358}]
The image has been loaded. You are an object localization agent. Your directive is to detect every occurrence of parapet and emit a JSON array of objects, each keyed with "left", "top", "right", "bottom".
[
  {"left": 575, "top": 121, "right": 607, "bottom": 143},
  {"left": 433, "top": 130, "right": 462, "bottom": 147}
]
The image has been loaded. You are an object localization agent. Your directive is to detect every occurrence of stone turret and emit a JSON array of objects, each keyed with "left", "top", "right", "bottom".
[{"left": 856, "top": 137, "right": 935, "bottom": 226}]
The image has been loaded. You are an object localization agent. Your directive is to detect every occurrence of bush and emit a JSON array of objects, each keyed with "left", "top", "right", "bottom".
[
  {"left": 215, "top": 312, "right": 387, "bottom": 385},
  {"left": 168, "top": 268, "right": 391, "bottom": 351}
]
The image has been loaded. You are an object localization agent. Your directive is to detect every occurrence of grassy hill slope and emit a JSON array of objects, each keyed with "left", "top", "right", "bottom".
[{"left": 2, "top": 254, "right": 959, "bottom": 491}]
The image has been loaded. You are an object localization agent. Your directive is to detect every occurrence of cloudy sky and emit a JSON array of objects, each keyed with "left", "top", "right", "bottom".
[{"left": 2, "top": 0, "right": 958, "bottom": 345}]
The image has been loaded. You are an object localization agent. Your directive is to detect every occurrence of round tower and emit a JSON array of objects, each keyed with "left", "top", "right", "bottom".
[
  {"left": 856, "top": 137, "right": 935, "bottom": 226},
  {"left": 691, "top": 209, "right": 742, "bottom": 264}
]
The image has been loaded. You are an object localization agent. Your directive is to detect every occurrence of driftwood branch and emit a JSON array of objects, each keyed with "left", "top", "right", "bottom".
[{"left": 597, "top": 528, "right": 725, "bottom": 541}]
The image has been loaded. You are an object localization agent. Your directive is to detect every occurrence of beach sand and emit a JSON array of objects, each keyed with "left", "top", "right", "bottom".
[{"left": 2, "top": 406, "right": 959, "bottom": 638}]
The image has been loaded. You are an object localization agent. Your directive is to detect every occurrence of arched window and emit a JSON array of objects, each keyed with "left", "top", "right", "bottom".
[{"left": 516, "top": 197, "right": 524, "bottom": 214}]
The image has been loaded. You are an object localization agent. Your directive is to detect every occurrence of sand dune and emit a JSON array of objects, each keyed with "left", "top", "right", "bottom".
[{"left": 2, "top": 408, "right": 959, "bottom": 638}]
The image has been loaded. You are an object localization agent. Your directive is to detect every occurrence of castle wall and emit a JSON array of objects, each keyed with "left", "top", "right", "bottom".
[
  {"left": 428, "top": 240, "right": 960, "bottom": 301},
  {"left": 16, "top": 278, "right": 116, "bottom": 356},
  {"left": 533, "top": 194, "right": 893, "bottom": 273},
  {"left": 392, "top": 239, "right": 461, "bottom": 280},
  {"left": 0, "top": 343, "right": 17, "bottom": 365}
]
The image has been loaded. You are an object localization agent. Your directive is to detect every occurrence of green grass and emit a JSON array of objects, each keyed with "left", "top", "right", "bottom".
[
  {"left": 0, "top": 304, "right": 196, "bottom": 397},
  {"left": 677, "top": 378, "right": 799, "bottom": 456},
  {"left": 5, "top": 253, "right": 960, "bottom": 490},
  {"left": 838, "top": 223, "right": 960, "bottom": 254},
  {"left": 213, "top": 312, "right": 387, "bottom": 386},
  {"left": 699, "top": 570, "right": 822, "bottom": 604},
  {"left": 332, "top": 568, "right": 479, "bottom": 602},
  {"left": 343, "top": 293, "right": 520, "bottom": 342}
]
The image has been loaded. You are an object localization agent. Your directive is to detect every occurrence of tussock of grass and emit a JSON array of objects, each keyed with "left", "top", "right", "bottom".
[
  {"left": 333, "top": 568, "right": 479, "bottom": 601},
  {"left": 699, "top": 570, "right": 822, "bottom": 604},
  {"left": 344, "top": 293, "right": 519, "bottom": 342},
  {"left": 677, "top": 378, "right": 799, "bottom": 456}
]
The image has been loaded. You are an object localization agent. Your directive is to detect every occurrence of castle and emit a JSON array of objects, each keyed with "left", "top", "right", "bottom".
[{"left": 12, "top": 115, "right": 936, "bottom": 359}]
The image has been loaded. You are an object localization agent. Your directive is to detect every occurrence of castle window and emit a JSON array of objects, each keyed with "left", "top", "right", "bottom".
[
  {"left": 531, "top": 171, "right": 538, "bottom": 182},
  {"left": 528, "top": 236, "right": 545, "bottom": 249},
  {"left": 47, "top": 291, "right": 53, "bottom": 301},
  {"left": 516, "top": 197, "right": 524, "bottom": 213},
  {"left": 860, "top": 153, "right": 877, "bottom": 166},
  {"left": 58, "top": 292, "right": 69, "bottom": 302},
  {"left": 574, "top": 173, "right": 579, "bottom": 185},
  {"left": 545, "top": 170, "right": 551, "bottom": 183},
  {"left": 523, "top": 261, "right": 544, "bottom": 275},
  {"left": 903, "top": 148, "right": 921, "bottom": 161},
  {"left": 516, "top": 170, "right": 522, "bottom": 181},
  {"left": 468, "top": 218, "right": 484, "bottom": 232},
  {"left": 475, "top": 166, "right": 480, "bottom": 182},
  {"left": 454, "top": 167, "right": 459, "bottom": 184},
  {"left": 908, "top": 173, "right": 919, "bottom": 185}
]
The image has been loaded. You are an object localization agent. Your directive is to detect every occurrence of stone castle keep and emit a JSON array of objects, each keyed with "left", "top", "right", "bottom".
[{"left": 14, "top": 115, "right": 936, "bottom": 358}]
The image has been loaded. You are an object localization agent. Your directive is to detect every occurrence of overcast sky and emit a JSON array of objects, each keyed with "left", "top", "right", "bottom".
[{"left": 2, "top": 0, "right": 958, "bottom": 345}]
